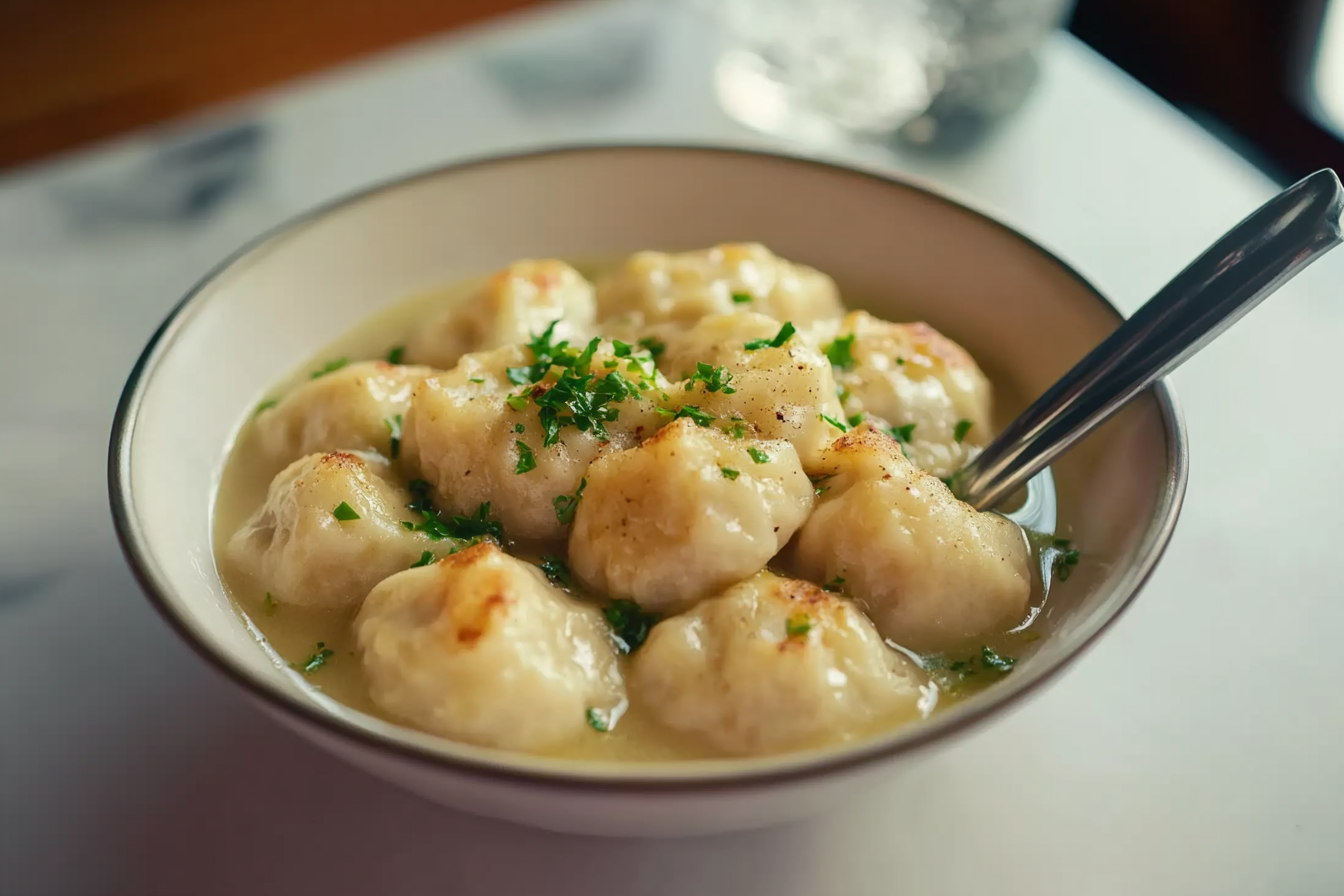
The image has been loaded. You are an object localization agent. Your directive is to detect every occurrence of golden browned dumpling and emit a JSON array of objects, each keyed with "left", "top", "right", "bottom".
[
  {"left": 405, "top": 260, "right": 596, "bottom": 369},
  {"left": 822, "top": 311, "right": 993, "bottom": 478},
  {"left": 632, "top": 571, "right": 922, "bottom": 755},
  {"left": 252, "top": 360, "right": 431, "bottom": 472},
  {"left": 569, "top": 418, "right": 813, "bottom": 612},
  {"left": 402, "top": 338, "right": 668, "bottom": 541},
  {"left": 355, "top": 542, "right": 625, "bottom": 752},
  {"left": 226, "top": 452, "right": 430, "bottom": 609},
  {"left": 595, "top": 243, "right": 844, "bottom": 327},
  {"left": 659, "top": 312, "right": 846, "bottom": 470},
  {"left": 793, "top": 429, "right": 1031, "bottom": 652}
]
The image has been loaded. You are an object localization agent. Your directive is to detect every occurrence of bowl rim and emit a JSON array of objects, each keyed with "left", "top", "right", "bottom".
[{"left": 108, "top": 143, "right": 1188, "bottom": 793}]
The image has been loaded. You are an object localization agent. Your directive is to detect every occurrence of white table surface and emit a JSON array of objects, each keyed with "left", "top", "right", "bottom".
[{"left": 2, "top": 2, "right": 1341, "bottom": 893}]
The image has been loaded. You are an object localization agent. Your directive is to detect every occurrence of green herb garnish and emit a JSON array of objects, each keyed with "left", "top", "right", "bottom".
[
  {"left": 747, "top": 447, "right": 770, "bottom": 464},
  {"left": 721, "top": 467, "right": 740, "bottom": 480},
  {"left": 744, "top": 321, "right": 796, "bottom": 350},
  {"left": 403, "top": 481, "right": 505, "bottom": 545},
  {"left": 810, "top": 472, "right": 835, "bottom": 496},
  {"left": 819, "top": 413, "right": 848, "bottom": 432},
  {"left": 638, "top": 336, "right": 666, "bottom": 359},
  {"left": 310, "top": 358, "right": 348, "bottom": 379},
  {"left": 586, "top": 708, "right": 610, "bottom": 732},
  {"left": 822, "top": 576, "right": 845, "bottom": 593},
  {"left": 889, "top": 423, "right": 917, "bottom": 443},
  {"left": 539, "top": 555, "right": 573, "bottom": 588},
  {"left": 384, "top": 414, "right": 403, "bottom": 460},
  {"left": 847, "top": 413, "right": 864, "bottom": 428},
  {"left": 728, "top": 421, "right": 747, "bottom": 439},
  {"left": 686, "top": 362, "right": 737, "bottom": 394},
  {"left": 731, "top": 291, "right": 752, "bottom": 304},
  {"left": 981, "top": 646, "right": 1017, "bottom": 672},
  {"left": 553, "top": 477, "right": 588, "bottom": 525},
  {"left": 263, "top": 592, "right": 277, "bottom": 615},
  {"left": 1050, "top": 536, "right": 1081, "bottom": 581},
  {"left": 673, "top": 405, "right": 715, "bottom": 427},
  {"left": 469, "top": 377, "right": 485, "bottom": 383},
  {"left": 604, "top": 598, "right": 659, "bottom": 654},
  {"left": 410, "top": 550, "right": 435, "bottom": 568},
  {"left": 953, "top": 419, "right": 973, "bottom": 443},
  {"left": 514, "top": 440, "right": 537, "bottom": 474},
  {"left": 293, "top": 642, "right": 334, "bottom": 675},
  {"left": 824, "top": 333, "right": 857, "bottom": 370},
  {"left": 386, "top": 346, "right": 405, "bottom": 364},
  {"left": 254, "top": 399, "right": 278, "bottom": 416},
  {"left": 332, "top": 501, "right": 360, "bottom": 521},
  {"left": 785, "top": 613, "right": 812, "bottom": 638}
]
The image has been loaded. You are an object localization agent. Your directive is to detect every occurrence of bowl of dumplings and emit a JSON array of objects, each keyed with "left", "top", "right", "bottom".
[{"left": 110, "top": 146, "right": 1186, "bottom": 836}]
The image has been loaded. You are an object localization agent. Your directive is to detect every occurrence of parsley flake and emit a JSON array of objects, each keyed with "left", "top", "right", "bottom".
[
  {"left": 384, "top": 414, "right": 403, "bottom": 460},
  {"left": 889, "top": 423, "right": 917, "bottom": 443},
  {"left": 386, "top": 346, "right": 405, "bottom": 364},
  {"left": 539, "top": 555, "right": 573, "bottom": 588},
  {"left": 586, "top": 707, "right": 611, "bottom": 732},
  {"left": 847, "top": 412, "right": 864, "bottom": 428},
  {"left": 747, "top": 447, "right": 771, "bottom": 464},
  {"left": 981, "top": 647, "right": 1017, "bottom": 672},
  {"left": 822, "top": 576, "right": 845, "bottom": 593},
  {"left": 469, "top": 376, "right": 485, "bottom": 383},
  {"left": 515, "top": 441, "right": 537, "bottom": 474},
  {"left": 604, "top": 599, "right": 659, "bottom": 654},
  {"left": 744, "top": 321, "right": 797, "bottom": 350},
  {"left": 687, "top": 361, "right": 737, "bottom": 394},
  {"left": 505, "top": 393, "right": 530, "bottom": 412},
  {"left": 514, "top": 423, "right": 525, "bottom": 433},
  {"left": 293, "top": 642, "right": 334, "bottom": 675},
  {"left": 672, "top": 405, "right": 715, "bottom": 427},
  {"left": 638, "top": 336, "right": 666, "bottom": 359},
  {"left": 254, "top": 399, "right": 278, "bottom": 416},
  {"left": 953, "top": 419, "right": 973, "bottom": 443},
  {"left": 310, "top": 358, "right": 348, "bottom": 379},
  {"left": 263, "top": 592, "right": 277, "bottom": 615},
  {"left": 553, "top": 477, "right": 588, "bottom": 525},
  {"left": 728, "top": 421, "right": 747, "bottom": 439},
  {"left": 819, "top": 413, "right": 849, "bottom": 432},
  {"left": 332, "top": 501, "right": 360, "bottom": 521},
  {"left": 810, "top": 473, "right": 835, "bottom": 495},
  {"left": 721, "top": 467, "right": 740, "bottom": 480},
  {"left": 731, "top": 291, "right": 753, "bottom": 304},
  {"left": 410, "top": 550, "right": 435, "bottom": 568},
  {"left": 785, "top": 613, "right": 812, "bottom": 638},
  {"left": 824, "top": 333, "right": 857, "bottom": 370}
]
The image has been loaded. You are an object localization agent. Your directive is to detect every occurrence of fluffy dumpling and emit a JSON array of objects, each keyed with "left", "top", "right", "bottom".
[
  {"left": 595, "top": 243, "right": 844, "bottom": 327},
  {"left": 632, "top": 571, "right": 922, "bottom": 755},
  {"left": 252, "top": 361, "right": 432, "bottom": 472},
  {"left": 659, "top": 312, "right": 846, "bottom": 470},
  {"left": 823, "top": 311, "right": 993, "bottom": 478},
  {"left": 405, "top": 260, "right": 596, "bottom": 369},
  {"left": 355, "top": 542, "right": 625, "bottom": 752},
  {"left": 403, "top": 339, "right": 668, "bottom": 541},
  {"left": 793, "top": 429, "right": 1031, "bottom": 652},
  {"left": 569, "top": 418, "right": 813, "bottom": 612},
  {"left": 226, "top": 451, "right": 431, "bottom": 609}
]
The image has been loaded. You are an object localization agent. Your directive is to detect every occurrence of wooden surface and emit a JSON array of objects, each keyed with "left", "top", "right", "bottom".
[{"left": 0, "top": 0, "right": 548, "bottom": 172}]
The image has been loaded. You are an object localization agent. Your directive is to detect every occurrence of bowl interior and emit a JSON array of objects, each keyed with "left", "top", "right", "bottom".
[{"left": 113, "top": 146, "right": 1183, "bottom": 784}]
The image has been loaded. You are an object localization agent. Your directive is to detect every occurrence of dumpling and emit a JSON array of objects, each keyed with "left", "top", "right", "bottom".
[
  {"left": 354, "top": 542, "right": 625, "bottom": 752},
  {"left": 405, "top": 260, "right": 595, "bottom": 369},
  {"left": 595, "top": 243, "right": 844, "bottom": 327},
  {"left": 632, "top": 571, "right": 922, "bottom": 755},
  {"left": 569, "top": 418, "right": 813, "bottom": 612},
  {"left": 659, "top": 312, "right": 846, "bottom": 470},
  {"left": 252, "top": 360, "right": 431, "bottom": 471},
  {"left": 822, "top": 311, "right": 993, "bottom": 478},
  {"left": 226, "top": 451, "right": 431, "bottom": 609},
  {"left": 793, "top": 429, "right": 1031, "bottom": 652},
  {"left": 403, "top": 338, "right": 668, "bottom": 541}
]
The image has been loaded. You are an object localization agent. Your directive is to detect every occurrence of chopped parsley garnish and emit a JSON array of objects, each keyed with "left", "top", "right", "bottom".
[
  {"left": 514, "top": 440, "right": 537, "bottom": 474},
  {"left": 638, "top": 336, "right": 666, "bottom": 359},
  {"left": 293, "top": 642, "right": 334, "bottom": 675},
  {"left": 847, "top": 412, "right": 864, "bottom": 428},
  {"left": 263, "top": 592, "right": 277, "bottom": 615},
  {"left": 940, "top": 476, "right": 956, "bottom": 490},
  {"left": 254, "top": 399, "right": 278, "bottom": 416},
  {"left": 728, "top": 421, "right": 747, "bottom": 439},
  {"left": 981, "top": 646, "right": 1017, "bottom": 672},
  {"left": 611, "top": 340, "right": 633, "bottom": 357},
  {"left": 384, "top": 414, "right": 403, "bottom": 459},
  {"left": 670, "top": 405, "right": 715, "bottom": 427},
  {"left": 310, "top": 358, "right": 348, "bottom": 379},
  {"left": 819, "top": 413, "right": 849, "bottom": 432},
  {"left": 514, "top": 422, "right": 525, "bottom": 433},
  {"left": 889, "top": 422, "right": 917, "bottom": 443},
  {"left": 410, "top": 550, "right": 435, "bottom": 568},
  {"left": 747, "top": 447, "right": 771, "bottom": 464},
  {"left": 539, "top": 555, "right": 573, "bottom": 588},
  {"left": 953, "top": 419, "right": 973, "bottom": 443},
  {"left": 386, "top": 346, "right": 405, "bottom": 364},
  {"left": 686, "top": 362, "right": 737, "bottom": 394},
  {"left": 1051, "top": 537, "right": 1081, "bottom": 581},
  {"left": 721, "top": 467, "right": 740, "bottom": 480},
  {"left": 403, "top": 481, "right": 506, "bottom": 545},
  {"left": 744, "top": 321, "right": 797, "bottom": 350},
  {"left": 332, "top": 501, "right": 360, "bottom": 521},
  {"left": 896, "top": 357, "right": 906, "bottom": 366},
  {"left": 586, "top": 707, "right": 611, "bottom": 732},
  {"left": 809, "top": 472, "right": 835, "bottom": 495},
  {"left": 469, "top": 376, "right": 485, "bottom": 383},
  {"left": 785, "top": 613, "right": 812, "bottom": 638},
  {"left": 505, "top": 393, "right": 530, "bottom": 412},
  {"left": 604, "top": 599, "right": 659, "bottom": 654},
  {"left": 823, "top": 333, "right": 857, "bottom": 370},
  {"left": 731, "top": 291, "right": 753, "bottom": 304},
  {"left": 822, "top": 576, "right": 845, "bottom": 592},
  {"left": 553, "top": 477, "right": 588, "bottom": 525}
]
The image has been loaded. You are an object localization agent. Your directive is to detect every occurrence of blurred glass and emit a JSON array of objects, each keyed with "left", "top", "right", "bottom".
[{"left": 701, "top": 0, "right": 1076, "bottom": 151}]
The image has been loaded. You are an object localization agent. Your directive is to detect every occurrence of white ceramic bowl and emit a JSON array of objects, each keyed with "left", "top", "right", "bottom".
[{"left": 109, "top": 146, "right": 1186, "bottom": 837}]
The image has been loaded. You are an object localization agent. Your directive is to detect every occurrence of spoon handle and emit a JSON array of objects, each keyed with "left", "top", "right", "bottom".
[{"left": 954, "top": 168, "right": 1344, "bottom": 512}]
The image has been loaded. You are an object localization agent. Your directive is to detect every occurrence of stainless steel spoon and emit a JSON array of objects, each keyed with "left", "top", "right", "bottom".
[{"left": 954, "top": 168, "right": 1344, "bottom": 528}]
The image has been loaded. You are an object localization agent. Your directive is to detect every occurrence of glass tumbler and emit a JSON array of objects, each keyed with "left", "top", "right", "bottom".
[{"left": 702, "top": 0, "right": 1076, "bottom": 150}]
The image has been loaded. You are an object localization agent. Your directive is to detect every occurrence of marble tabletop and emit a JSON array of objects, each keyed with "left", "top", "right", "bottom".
[{"left": 2, "top": 1, "right": 1341, "bottom": 893}]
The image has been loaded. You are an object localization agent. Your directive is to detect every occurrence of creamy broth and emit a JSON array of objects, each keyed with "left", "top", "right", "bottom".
[{"left": 214, "top": 255, "right": 1070, "bottom": 762}]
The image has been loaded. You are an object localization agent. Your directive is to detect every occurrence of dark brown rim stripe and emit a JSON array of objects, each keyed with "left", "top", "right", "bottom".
[{"left": 108, "top": 143, "right": 1188, "bottom": 793}]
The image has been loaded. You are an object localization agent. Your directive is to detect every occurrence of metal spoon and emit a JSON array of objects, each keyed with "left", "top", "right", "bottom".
[{"left": 954, "top": 168, "right": 1344, "bottom": 528}]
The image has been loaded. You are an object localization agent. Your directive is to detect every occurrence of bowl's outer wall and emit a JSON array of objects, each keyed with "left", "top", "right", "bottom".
[{"left": 112, "top": 146, "right": 1184, "bottom": 835}]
